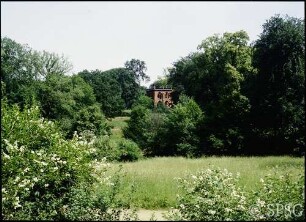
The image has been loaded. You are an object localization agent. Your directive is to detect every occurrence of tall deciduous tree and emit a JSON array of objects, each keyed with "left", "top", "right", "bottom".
[
  {"left": 168, "top": 30, "right": 255, "bottom": 154},
  {"left": 250, "top": 15, "right": 305, "bottom": 154},
  {"left": 38, "top": 73, "right": 108, "bottom": 137},
  {"left": 1, "top": 37, "right": 73, "bottom": 107},
  {"left": 1, "top": 37, "right": 38, "bottom": 107},
  {"left": 78, "top": 69, "right": 125, "bottom": 117},
  {"left": 124, "top": 59, "right": 150, "bottom": 84},
  {"left": 102, "top": 68, "right": 141, "bottom": 109}
]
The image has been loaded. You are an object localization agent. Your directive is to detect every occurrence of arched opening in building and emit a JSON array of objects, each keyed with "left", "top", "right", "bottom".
[{"left": 157, "top": 92, "right": 163, "bottom": 100}]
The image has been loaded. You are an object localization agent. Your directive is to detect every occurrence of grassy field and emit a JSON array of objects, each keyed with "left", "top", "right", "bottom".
[
  {"left": 107, "top": 116, "right": 129, "bottom": 139},
  {"left": 101, "top": 116, "right": 305, "bottom": 210},
  {"left": 104, "top": 156, "right": 304, "bottom": 209}
]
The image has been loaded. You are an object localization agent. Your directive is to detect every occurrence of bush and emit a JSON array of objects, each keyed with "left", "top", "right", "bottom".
[
  {"left": 1, "top": 100, "right": 134, "bottom": 220},
  {"left": 123, "top": 105, "right": 151, "bottom": 149},
  {"left": 159, "top": 95, "right": 204, "bottom": 157},
  {"left": 167, "top": 168, "right": 249, "bottom": 221},
  {"left": 93, "top": 136, "right": 143, "bottom": 162},
  {"left": 248, "top": 169, "right": 304, "bottom": 221},
  {"left": 117, "top": 139, "right": 143, "bottom": 162},
  {"left": 166, "top": 167, "right": 304, "bottom": 221}
]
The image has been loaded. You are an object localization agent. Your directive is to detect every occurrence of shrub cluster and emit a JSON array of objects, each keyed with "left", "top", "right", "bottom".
[
  {"left": 166, "top": 167, "right": 304, "bottom": 221},
  {"left": 93, "top": 136, "right": 143, "bottom": 162},
  {"left": 1, "top": 100, "right": 134, "bottom": 220},
  {"left": 124, "top": 95, "right": 203, "bottom": 157}
]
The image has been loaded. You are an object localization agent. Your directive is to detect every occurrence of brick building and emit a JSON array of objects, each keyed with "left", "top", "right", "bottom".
[{"left": 146, "top": 86, "right": 173, "bottom": 107}]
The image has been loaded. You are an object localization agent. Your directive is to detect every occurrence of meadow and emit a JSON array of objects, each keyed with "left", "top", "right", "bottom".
[
  {"left": 104, "top": 156, "right": 304, "bottom": 209},
  {"left": 102, "top": 117, "right": 305, "bottom": 210}
]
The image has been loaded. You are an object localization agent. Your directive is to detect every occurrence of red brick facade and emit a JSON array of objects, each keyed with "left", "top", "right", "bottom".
[{"left": 146, "top": 87, "right": 173, "bottom": 107}]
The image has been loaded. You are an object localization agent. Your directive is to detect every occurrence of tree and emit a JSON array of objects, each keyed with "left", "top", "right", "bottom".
[
  {"left": 78, "top": 69, "right": 125, "bottom": 117},
  {"left": 1, "top": 37, "right": 73, "bottom": 108},
  {"left": 124, "top": 59, "right": 150, "bottom": 84},
  {"left": 150, "top": 75, "right": 171, "bottom": 89},
  {"left": 123, "top": 105, "right": 152, "bottom": 151},
  {"left": 102, "top": 68, "right": 141, "bottom": 109},
  {"left": 158, "top": 95, "right": 204, "bottom": 157},
  {"left": 38, "top": 73, "right": 108, "bottom": 137},
  {"left": 1, "top": 37, "right": 38, "bottom": 107},
  {"left": 250, "top": 15, "right": 305, "bottom": 155},
  {"left": 168, "top": 31, "right": 255, "bottom": 154},
  {"left": 31, "top": 50, "right": 72, "bottom": 78}
]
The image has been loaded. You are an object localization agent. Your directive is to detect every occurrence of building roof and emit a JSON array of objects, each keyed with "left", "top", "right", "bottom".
[{"left": 146, "top": 87, "right": 173, "bottom": 92}]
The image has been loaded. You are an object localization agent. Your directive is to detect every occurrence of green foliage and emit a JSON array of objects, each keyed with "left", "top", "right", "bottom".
[
  {"left": 249, "top": 170, "right": 304, "bottom": 220},
  {"left": 73, "top": 104, "right": 110, "bottom": 136},
  {"left": 160, "top": 95, "right": 203, "bottom": 157},
  {"left": 166, "top": 167, "right": 304, "bottom": 221},
  {"left": 1, "top": 37, "right": 72, "bottom": 108},
  {"left": 125, "top": 58, "right": 150, "bottom": 84},
  {"left": 132, "top": 95, "right": 154, "bottom": 109},
  {"left": 123, "top": 105, "right": 152, "bottom": 150},
  {"left": 150, "top": 76, "right": 171, "bottom": 89},
  {"left": 1, "top": 37, "right": 39, "bottom": 107},
  {"left": 38, "top": 73, "right": 108, "bottom": 137},
  {"left": 117, "top": 139, "right": 143, "bottom": 162},
  {"left": 124, "top": 95, "right": 203, "bottom": 157},
  {"left": 1, "top": 100, "right": 138, "bottom": 220},
  {"left": 78, "top": 69, "right": 125, "bottom": 117},
  {"left": 168, "top": 31, "right": 255, "bottom": 155},
  {"left": 93, "top": 136, "right": 143, "bottom": 162},
  {"left": 1, "top": 100, "right": 91, "bottom": 219},
  {"left": 108, "top": 68, "right": 142, "bottom": 109},
  {"left": 250, "top": 14, "right": 305, "bottom": 155},
  {"left": 167, "top": 168, "right": 249, "bottom": 221}
]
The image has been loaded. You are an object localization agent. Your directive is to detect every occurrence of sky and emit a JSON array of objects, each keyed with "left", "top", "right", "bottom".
[{"left": 1, "top": 1, "right": 304, "bottom": 87}]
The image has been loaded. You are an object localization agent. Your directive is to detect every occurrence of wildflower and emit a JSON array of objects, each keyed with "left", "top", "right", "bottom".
[
  {"left": 19, "top": 146, "right": 25, "bottom": 152},
  {"left": 44, "top": 184, "right": 49, "bottom": 187},
  {"left": 225, "top": 208, "right": 232, "bottom": 213},
  {"left": 18, "top": 183, "right": 26, "bottom": 188},
  {"left": 13, "top": 197, "right": 22, "bottom": 209},
  {"left": 24, "top": 167, "right": 30, "bottom": 172},
  {"left": 180, "top": 204, "right": 185, "bottom": 209},
  {"left": 3, "top": 152, "right": 10, "bottom": 159},
  {"left": 208, "top": 210, "right": 216, "bottom": 215},
  {"left": 33, "top": 177, "right": 38, "bottom": 182},
  {"left": 238, "top": 204, "right": 246, "bottom": 210},
  {"left": 40, "top": 169, "right": 44, "bottom": 173}
]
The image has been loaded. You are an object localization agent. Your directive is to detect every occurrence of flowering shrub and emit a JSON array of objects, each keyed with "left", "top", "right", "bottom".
[
  {"left": 248, "top": 169, "right": 304, "bottom": 221},
  {"left": 167, "top": 168, "right": 249, "bottom": 221},
  {"left": 1, "top": 100, "right": 134, "bottom": 220},
  {"left": 166, "top": 167, "right": 305, "bottom": 221}
]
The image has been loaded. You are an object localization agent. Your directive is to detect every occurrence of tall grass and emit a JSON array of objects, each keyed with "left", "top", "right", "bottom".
[
  {"left": 104, "top": 156, "right": 304, "bottom": 209},
  {"left": 103, "top": 117, "right": 304, "bottom": 209},
  {"left": 107, "top": 116, "right": 129, "bottom": 139}
]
